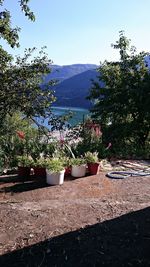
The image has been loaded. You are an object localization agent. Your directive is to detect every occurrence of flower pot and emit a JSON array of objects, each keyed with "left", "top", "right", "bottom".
[
  {"left": 65, "top": 167, "right": 71, "bottom": 176},
  {"left": 87, "top": 163, "right": 100, "bottom": 175},
  {"left": 46, "top": 169, "right": 65, "bottom": 185},
  {"left": 71, "top": 164, "right": 86, "bottom": 178},
  {"left": 34, "top": 167, "right": 46, "bottom": 179},
  {"left": 18, "top": 166, "right": 30, "bottom": 178}
]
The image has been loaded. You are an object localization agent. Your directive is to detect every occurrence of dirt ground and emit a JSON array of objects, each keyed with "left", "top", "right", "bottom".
[{"left": 0, "top": 160, "right": 150, "bottom": 267}]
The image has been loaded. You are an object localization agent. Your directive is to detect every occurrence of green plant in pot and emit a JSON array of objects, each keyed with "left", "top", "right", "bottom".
[
  {"left": 17, "top": 155, "right": 33, "bottom": 178},
  {"left": 46, "top": 158, "right": 65, "bottom": 185},
  {"left": 84, "top": 151, "right": 100, "bottom": 175},
  {"left": 33, "top": 158, "right": 47, "bottom": 179},
  {"left": 70, "top": 158, "right": 87, "bottom": 178}
]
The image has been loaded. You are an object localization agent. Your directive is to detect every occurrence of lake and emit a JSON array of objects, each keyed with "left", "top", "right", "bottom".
[
  {"left": 52, "top": 106, "right": 89, "bottom": 126},
  {"left": 36, "top": 106, "right": 90, "bottom": 128}
]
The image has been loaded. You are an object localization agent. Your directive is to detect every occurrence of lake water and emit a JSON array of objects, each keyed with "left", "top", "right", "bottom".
[
  {"left": 52, "top": 106, "right": 89, "bottom": 126},
  {"left": 36, "top": 106, "right": 90, "bottom": 128}
]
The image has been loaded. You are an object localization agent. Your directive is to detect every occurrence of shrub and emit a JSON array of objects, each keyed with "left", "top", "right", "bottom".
[{"left": 17, "top": 156, "right": 34, "bottom": 167}]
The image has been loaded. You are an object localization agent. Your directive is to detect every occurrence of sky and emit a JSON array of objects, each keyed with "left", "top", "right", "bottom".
[{"left": 1, "top": 0, "right": 150, "bottom": 66}]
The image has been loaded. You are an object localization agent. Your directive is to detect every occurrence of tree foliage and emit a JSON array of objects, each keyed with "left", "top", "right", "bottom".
[
  {"left": 0, "top": 0, "right": 56, "bottom": 125},
  {"left": 0, "top": 112, "right": 39, "bottom": 168},
  {"left": 88, "top": 31, "right": 150, "bottom": 154},
  {"left": 0, "top": 0, "right": 35, "bottom": 48},
  {"left": 0, "top": 47, "right": 56, "bottom": 123}
]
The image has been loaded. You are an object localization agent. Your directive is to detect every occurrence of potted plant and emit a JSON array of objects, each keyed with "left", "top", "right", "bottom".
[
  {"left": 46, "top": 158, "right": 65, "bottom": 185},
  {"left": 85, "top": 151, "right": 100, "bottom": 175},
  {"left": 33, "top": 158, "right": 47, "bottom": 179},
  {"left": 17, "top": 155, "right": 33, "bottom": 178},
  {"left": 61, "top": 157, "right": 71, "bottom": 177},
  {"left": 71, "top": 158, "right": 87, "bottom": 178}
]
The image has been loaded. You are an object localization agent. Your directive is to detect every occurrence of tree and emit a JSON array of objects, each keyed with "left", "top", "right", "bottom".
[
  {"left": 0, "top": 0, "right": 35, "bottom": 48},
  {"left": 88, "top": 31, "right": 150, "bottom": 154},
  {"left": 0, "top": 47, "right": 56, "bottom": 124},
  {"left": 0, "top": 0, "right": 56, "bottom": 125}
]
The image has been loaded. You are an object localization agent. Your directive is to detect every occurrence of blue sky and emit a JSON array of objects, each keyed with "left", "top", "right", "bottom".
[{"left": 2, "top": 0, "right": 150, "bottom": 65}]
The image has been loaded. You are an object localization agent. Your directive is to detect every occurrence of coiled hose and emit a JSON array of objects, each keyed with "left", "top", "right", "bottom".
[{"left": 106, "top": 170, "right": 150, "bottom": 179}]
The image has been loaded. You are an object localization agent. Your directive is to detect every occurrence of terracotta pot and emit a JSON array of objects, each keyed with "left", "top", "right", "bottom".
[
  {"left": 18, "top": 166, "right": 30, "bottom": 178},
  {"left": 87, "top": 163, "right": 100, "bottom": 175},
  {"left": 64, "top": 167, "right": 71, "bottom": 176},
  {"left": 33, "top": 167, "right": 46, "bottom": 179}
]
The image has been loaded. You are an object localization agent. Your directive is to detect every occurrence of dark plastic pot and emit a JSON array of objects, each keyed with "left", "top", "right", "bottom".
[
  {"left": 33, "top": 167, "right": 46, "bottom": 179},
  {"left": 18, "top": 166, "right": 30, "bottom": 178},
  {"left": 87, "top": 163, "right": 100, "bottom": 175}
]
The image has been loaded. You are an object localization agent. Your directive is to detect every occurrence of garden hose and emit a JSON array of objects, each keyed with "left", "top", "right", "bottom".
[{"left": 106, "top": 170, "right": 150, "bottom": 179}]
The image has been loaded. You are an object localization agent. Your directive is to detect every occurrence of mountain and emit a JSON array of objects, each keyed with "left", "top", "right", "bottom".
[
  {"left": 52, "top": 69, "right": 99, "bottom": 109},
  {"left": 44, "top": 64, "right": 99, "bottom": 109},
  {"left": 45, "top": 64, "right": 98, "bottom": 83},
  {"left": 44, "top": 57, "right": 150, "bottom": 109},
  {"left": 145, "top": 55, "right": 150, "bottom": 68}
]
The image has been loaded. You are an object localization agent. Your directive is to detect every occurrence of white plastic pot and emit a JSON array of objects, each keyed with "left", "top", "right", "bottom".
[
  {"left": 46, "top": 169, "right": 65, "bottom": 185},
  {"left": 71, "top": 164, "right": 87, "bottom": 178}
]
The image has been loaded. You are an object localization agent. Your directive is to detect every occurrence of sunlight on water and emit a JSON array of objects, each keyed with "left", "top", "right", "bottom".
[
  {"left": 52, "top": 106, "right": 89, "bottom": 126},
  {"left": 36, "top": 106, "right": 90, "bottom": 128}
]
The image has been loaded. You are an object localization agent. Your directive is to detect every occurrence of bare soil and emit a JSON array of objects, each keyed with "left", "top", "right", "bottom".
[{"left": 0, "top": 161, "right": 150, "bottom": 266}]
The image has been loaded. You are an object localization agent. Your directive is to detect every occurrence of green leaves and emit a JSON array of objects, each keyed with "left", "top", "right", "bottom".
[
  {"left": 0, "top": 2, "right": 55, "bottom": 123},
  {"left": 0, "top": 0, "right": 35, "bottom": 48},
  {"left": 20, "top": 0, "right": 35, "bottom": 21},
  {"left": 0, "top": 10, "right": 20, "bottom": 48},
  {"left": 0, "top": 47, "right": 55, "bottom": 122},
  {"left": 88, "top": 32, "right": 150, "bottom": 153}
]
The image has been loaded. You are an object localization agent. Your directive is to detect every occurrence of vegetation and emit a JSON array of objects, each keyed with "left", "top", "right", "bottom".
[
  {"left": 0, "top": 112, "right": 39, "bottom": 168},
  {"left": 33, "top": 158, "right": 47, "bottom": 168},
  {"left": 0, "top": 0, "right": 35, "bottom": 48},
  {"left": 17, "top": 155, "right": 33, "bottom": 167},
  {"left": 0, "top": 10, "right": 149, "bottom": 174},
  {"left": 0, "top": 0, "right": 56, "bottom": 125},
  {"left": 72, "top": 120, "right": 109, "bottom": 159},
  {"left": 70, "top": 158, "right": 86, "bottom": 166},
  {"left": 88, "top": 31, "right": 150, "bottom": 157},
  {"left": 0, "top": 0, "right": 58, "bottom": 172},
  {"left": 0, "top": 46, "right": 56, "bottom": 124},
  {"left": 84, "top": 151, "right": 99, "bottom": 163},
  {"left": 46, "top": 158, "right": 65, "bottom": 173}
]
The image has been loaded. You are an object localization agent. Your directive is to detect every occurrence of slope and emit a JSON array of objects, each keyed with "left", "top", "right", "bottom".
[{"left": 52, "top": 69, "right": 99, "bottom": 109}]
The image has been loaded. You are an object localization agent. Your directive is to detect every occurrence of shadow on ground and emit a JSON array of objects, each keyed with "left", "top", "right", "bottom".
[
  {"left": 0, "top": 176, "right": 48, "bottom": 193},
  {"left": 0, "top": 174, "right": 91, "bottom": 194},
  {"left": 0, "top": 207, "right": 150, "bottom": 267}
]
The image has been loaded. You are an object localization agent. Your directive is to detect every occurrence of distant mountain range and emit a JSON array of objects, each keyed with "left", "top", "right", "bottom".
[
  {"left": 145, "top": 55, "right": 150, "bottom": 68},
  {"left": 46, "top": 64, "right": 98, "bottom": 82},
  {"left": 45, "top": 64, "right": 99, "bottom": 109},
  {"left": 44, "top": 56, "right": 150, "bottom": 109}
]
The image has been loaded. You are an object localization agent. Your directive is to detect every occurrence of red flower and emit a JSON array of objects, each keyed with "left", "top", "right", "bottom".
[{"left": 16, "top": 131, "right": 25, "bottom": 139}]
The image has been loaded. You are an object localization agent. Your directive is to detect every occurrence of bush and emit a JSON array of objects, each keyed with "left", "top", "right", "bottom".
[{"left": 17, "top": 156, "right": 34, "bottom": 167}]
